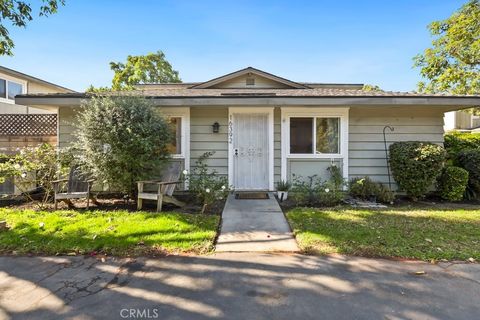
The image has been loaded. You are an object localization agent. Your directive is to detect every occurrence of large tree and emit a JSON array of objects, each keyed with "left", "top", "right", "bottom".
[
  {"left": 109, "top": 51, "right": 181, "bottom": 90},
  {"left": 414, "top": 0, "right": 480, "bottom": 99},
  {"left": 0, "top": 0, "right": 65, "bottom": 56}
]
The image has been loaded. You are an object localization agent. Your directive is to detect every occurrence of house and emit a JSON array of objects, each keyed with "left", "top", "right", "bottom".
[
  {"left": 15, "top": 67, "right": 480, "bottom": 191},
  {"left": 0, "top": 66, "right": 74, "bottom": 194},
  {"left": 444, "top": 110, "right": 480, "bottom": 131}
]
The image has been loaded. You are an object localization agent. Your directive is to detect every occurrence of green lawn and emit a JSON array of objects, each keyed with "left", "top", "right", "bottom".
[
  {"left": 286, "top": 207, "right": 480, "bottom": 261},
  {"left": 0, "top": 209, "right": 219, "bottom": 256}
]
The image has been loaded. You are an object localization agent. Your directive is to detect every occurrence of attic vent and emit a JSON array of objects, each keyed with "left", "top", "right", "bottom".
[{"left": 246, "top": 77, "right": 255, "bottom": 86}]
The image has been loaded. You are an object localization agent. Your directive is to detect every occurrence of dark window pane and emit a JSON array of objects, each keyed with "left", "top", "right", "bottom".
[
  {"left": 290, "top": 117, "right": 313, "bottom": 154},
  {"left": 8, "top": 81, "right": 23, "bottom": 100},
  {"left": 316, "top": 117, "right": 340, "bottom": 153},
  {"left": 166, "top": 117, "right": 182, "bottom": 154},
  {"left": 0, "top": 79, "right": 5, "bottom": 98}
]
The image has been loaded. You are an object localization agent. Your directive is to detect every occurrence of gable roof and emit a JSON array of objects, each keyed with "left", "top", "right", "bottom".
[
  {"left": 189, "top": 67, "right": 311, "bottom": 89},
  {"left": 0, "top": 66, "right": 75, "bottom": 93}
]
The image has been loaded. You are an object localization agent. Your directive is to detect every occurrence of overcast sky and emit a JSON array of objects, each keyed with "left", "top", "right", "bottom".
[{"left": 0, "top": 0, "right": 466, "bottom": 92}]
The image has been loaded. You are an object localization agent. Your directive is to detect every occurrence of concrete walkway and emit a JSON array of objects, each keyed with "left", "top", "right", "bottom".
[
  {"left": 1, "top": 254, "right": 479, "bottom": 320},
  {"left": 215, "top": 193, "right": 299, "bottom": 252}
]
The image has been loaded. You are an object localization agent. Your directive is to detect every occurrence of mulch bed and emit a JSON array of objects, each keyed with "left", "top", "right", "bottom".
[{"left": 0, "top": 192, "right": 225, "bottom": 215}]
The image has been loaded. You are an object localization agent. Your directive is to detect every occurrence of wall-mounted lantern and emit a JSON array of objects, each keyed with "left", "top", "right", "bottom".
[{"left": 212, "top": 122, "right": 220, "bottom": 133}]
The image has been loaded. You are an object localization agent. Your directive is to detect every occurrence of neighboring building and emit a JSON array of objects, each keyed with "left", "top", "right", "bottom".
[
  {"left": 444, "top": 110, "right": 480, "bottom": 131},
  {"left": 0, "top": 65, "right": 74, "bottom": 194},
  {"left": 16, "top": 67, "right": 480, "bottom": 191}
]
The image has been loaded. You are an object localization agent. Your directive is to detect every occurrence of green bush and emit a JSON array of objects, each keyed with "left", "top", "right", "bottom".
[
  {"left": 348, "top": 177, "right": 394, "bottom": 204},
  {"left": 456, "top": 150, "right": 480, "bottom": 198},
  {"left": 74, "top": 95, "right": 172, "bottom": 197},
  {"left": 436, "top": 166, "right": 469, "bottom": 201},
  {"left": 444, "top": 131, "right": 480, "bottom": 158},
  {"left": 389, "top": 141, "right": 446, "bottom": 200},
  {"left": 185, "top": 152, "right": 229, "bottom": 213},
  {"left": 290, "top": 166, "right": 345, "bottom": 207}
]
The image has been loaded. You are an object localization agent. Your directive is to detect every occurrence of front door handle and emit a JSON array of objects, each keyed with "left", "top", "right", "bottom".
[{"left": 234, "top": 148, "right": 239, "bottom": 156}]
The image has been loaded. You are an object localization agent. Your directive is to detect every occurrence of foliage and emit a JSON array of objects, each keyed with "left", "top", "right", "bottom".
[
  {"left": 362, "top": 84, "right": 383, "bottom": 92},
  {"left": 74, "top": 95, "right": 172, "bottom": 197},
  {"left": 276, "top": 180, "right": 291, "bottom": 191},
  {"left": 287, "top": 207, "right": 480, "bottom": 261},
  {"left": 349, "top": 177, "right": 395, "bottom": 204},
  {"left": 0, "top": 0, "right": 64, "bottom": 56},
  {"left": 110, "top": 51, "right": 181, "bottom": 90},
  {"left": 0, "top": 208, "right": 219, "bottom": 255},
  {"left": 456, "top": 149, "right": 480, "bottom": 198},
  {"left": 437, "top": 166, "right": 469, "bottom": 201},
  {"left": 444, "top": 131, "right": 480, "bottom": 159},
  {"left": 389, "top": 141, "right": 446, "bottom": 200},
  {"left": 290, "top": 165, "right": 345, "bottom": 207},
  {"left": 0, "top": 144, "right": 70, "bottom": 208},
  {"left": 185, "top": 152, "right": 229, "bottom": 214},
  {"left": 414, "top": 0, "right": 480, "bottom": 113}
]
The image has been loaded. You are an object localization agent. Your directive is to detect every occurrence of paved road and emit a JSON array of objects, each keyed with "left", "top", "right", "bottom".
[
  {"left": 0, "top": 253, "right": 479, "bottom": 320},
  {"left": 216, "top": 194, "right": 299, "bottom": 252}
]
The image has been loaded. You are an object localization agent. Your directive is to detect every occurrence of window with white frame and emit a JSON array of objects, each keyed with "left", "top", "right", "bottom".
[
  {"left": 166, "top": 117, "right": 182, "bottom": 155},
  {"left": 289, "top": 117, "right": 341, "bottom": 155},
  {"left": 0, "top": 78, "right": 25, "bottom": 102}
]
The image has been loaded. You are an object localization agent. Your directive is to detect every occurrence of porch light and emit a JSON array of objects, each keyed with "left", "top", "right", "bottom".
[{"left": 212, "top": 122, "right": 220, "bottom": 133}]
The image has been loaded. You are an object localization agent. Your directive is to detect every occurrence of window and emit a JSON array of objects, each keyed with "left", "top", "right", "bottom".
[
  {"left": 8, "top": 81, "right": 23, "bottom": 100},
  {"left": 166, "top": 117, "right": 182, "bottom": 155},
  {"left": 289, "top": 117, "right": 340, "bottom": 154},
  {"left": 0, "top": 78, "right": 24, "bottom": 102},
  {"left": 0, "top": 80, "right": 5, "bottom": 99}
]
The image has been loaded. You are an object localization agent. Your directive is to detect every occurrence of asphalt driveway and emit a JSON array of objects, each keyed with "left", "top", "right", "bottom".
[{"left": 0, "top": 253, "right": 479, "bottom": 320}]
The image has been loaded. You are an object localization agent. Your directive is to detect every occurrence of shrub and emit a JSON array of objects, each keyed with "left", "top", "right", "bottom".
[
  {"left": 456, "top": 150, "right": 480, "bottom": 199},
  {"left": 0, "top": 144, "right": 70, "bottom": 209},
  {"left": 290, "top": 166, "right": 345, "bottom": 207},
  {"left": 348, "top": 177, "right": 394, "bottom": 204},
  {"left": 444, "top": 131, "right": 480, "bottom": 158},
  {"left": 436, "top": 166, "right": 469, "bottom": 201},
  {"left": 389, "top": 141, "right": 446, "bottom": 200},
  {"left": 74, "top": 95, "right": 172, "bottom": 197},
  {"left": 185, "top": 152, "right": 229, "bottom": 213}
]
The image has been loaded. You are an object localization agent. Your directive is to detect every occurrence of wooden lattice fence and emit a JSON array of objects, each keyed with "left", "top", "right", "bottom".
[{"left": 0, "top": 114, "right": 57, "bottom": 136}]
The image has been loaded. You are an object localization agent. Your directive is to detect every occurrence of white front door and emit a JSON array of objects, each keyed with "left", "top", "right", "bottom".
[{"left": 232, "top": 113, "right": 269, "bottom": 190}]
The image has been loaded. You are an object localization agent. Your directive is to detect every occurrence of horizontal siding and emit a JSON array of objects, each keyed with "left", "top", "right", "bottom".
[
  {"left": 274, "top": 108, "right": 281, "bottom": 184},
  {"left": 348, "top": 107, "right": 445, "bottom": 189},
  {"left": 288, "top": 159, "right": 342, "bottom": 182},
  {"left": 190, "top": 107, "right": 228, "bottom": 176},
  {"left": 58, "top": 107, "right": 78, "bottom": 148}
]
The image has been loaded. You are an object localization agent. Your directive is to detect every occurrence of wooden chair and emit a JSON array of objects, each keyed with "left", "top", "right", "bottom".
[
  {"left": 53, "top": 167, "right": 95, "bottom": 210},
  {"left": 137, "top": 161, "right": 185, "bottom": 212}
]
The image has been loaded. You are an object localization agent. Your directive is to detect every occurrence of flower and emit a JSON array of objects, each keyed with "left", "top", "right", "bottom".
[
  {"left": 205, "top": 188, "right": 210, "bottom": 193},
  {"left": 221, "top": 185, "right": 226, "bottom": 190},
  {"left": 20, "top": 172, "right": 27, "bottom": 178},
  {"left": 182, "top": 170, "right": 188, "bottom": 175},
  {"left": 39, "top": 222, "right": 45, "bottom": 228},
  {"left": 324, "top": 188, "right": 330, "bottom": 193}
]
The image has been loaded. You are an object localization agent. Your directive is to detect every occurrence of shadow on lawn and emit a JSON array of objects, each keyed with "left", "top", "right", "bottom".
[
  {"left": 0, "top": 254, "right": 479, "bottom": 320},
  {"left": 288, "top": 208, "right": 480, "bottom": 260},
  {"left": 0, "top": 212, "right": 218, "bottom": 256}
]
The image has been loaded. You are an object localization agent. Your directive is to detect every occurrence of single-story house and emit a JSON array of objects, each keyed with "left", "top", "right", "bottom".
[{"left": 15, "top": 67, "right": 480, "bottom": 191}]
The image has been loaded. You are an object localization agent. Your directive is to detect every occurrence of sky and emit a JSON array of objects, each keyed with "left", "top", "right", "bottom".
[{"left": 0, "top": 0, "right": 467, "bottom": 92}]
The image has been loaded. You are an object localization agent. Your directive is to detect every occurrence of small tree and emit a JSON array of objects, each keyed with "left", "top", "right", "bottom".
[{"left": 74, "top": 94, "right": 172, "bottom": 197}]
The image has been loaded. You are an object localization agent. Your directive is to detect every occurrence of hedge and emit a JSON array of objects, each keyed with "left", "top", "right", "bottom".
[
  {"left": 437, "top": 166, "right": 469, "bottom": 201},
  {"left": 457, "top": 149, "right": 480, "bottom": 198},
  {"left": 389, "top": 141, "right": 446, "bottom": 199},
  {"left": 444, "top": 131, "right": 480, "bottom": 158}
]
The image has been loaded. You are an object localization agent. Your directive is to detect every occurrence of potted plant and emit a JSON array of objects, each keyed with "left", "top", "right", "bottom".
[{"left": 276, "top": 180, "right": 291, "bottom": 201}]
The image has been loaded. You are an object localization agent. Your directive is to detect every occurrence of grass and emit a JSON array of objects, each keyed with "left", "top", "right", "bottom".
[
  {"left": 286, "top": 207, "right": 480, "bottom": 261},
  {"left": 0, "top": 208, "right": 219, "bottom": 256}
]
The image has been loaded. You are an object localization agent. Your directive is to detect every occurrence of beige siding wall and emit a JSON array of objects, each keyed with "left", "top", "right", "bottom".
[
  {"left": 274, "top": 108, "right": 281, "bottom": 184},
  {"left": 349, "top": 107, "right": 445, "bottom": 188},
  {"left": 190, "top": 107, "right": 228, "bottom": 176},
  {"left": 210, "top": 75, "right": 291, "bottom": 89},
  {"left": 58, "top": 106, "right": 77, "bottom": 148}
]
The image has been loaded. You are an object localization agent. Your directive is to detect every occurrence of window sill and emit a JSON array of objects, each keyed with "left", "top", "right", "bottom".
[{"left": 286, "top": 154, "right": 344, "bottom": 159}]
